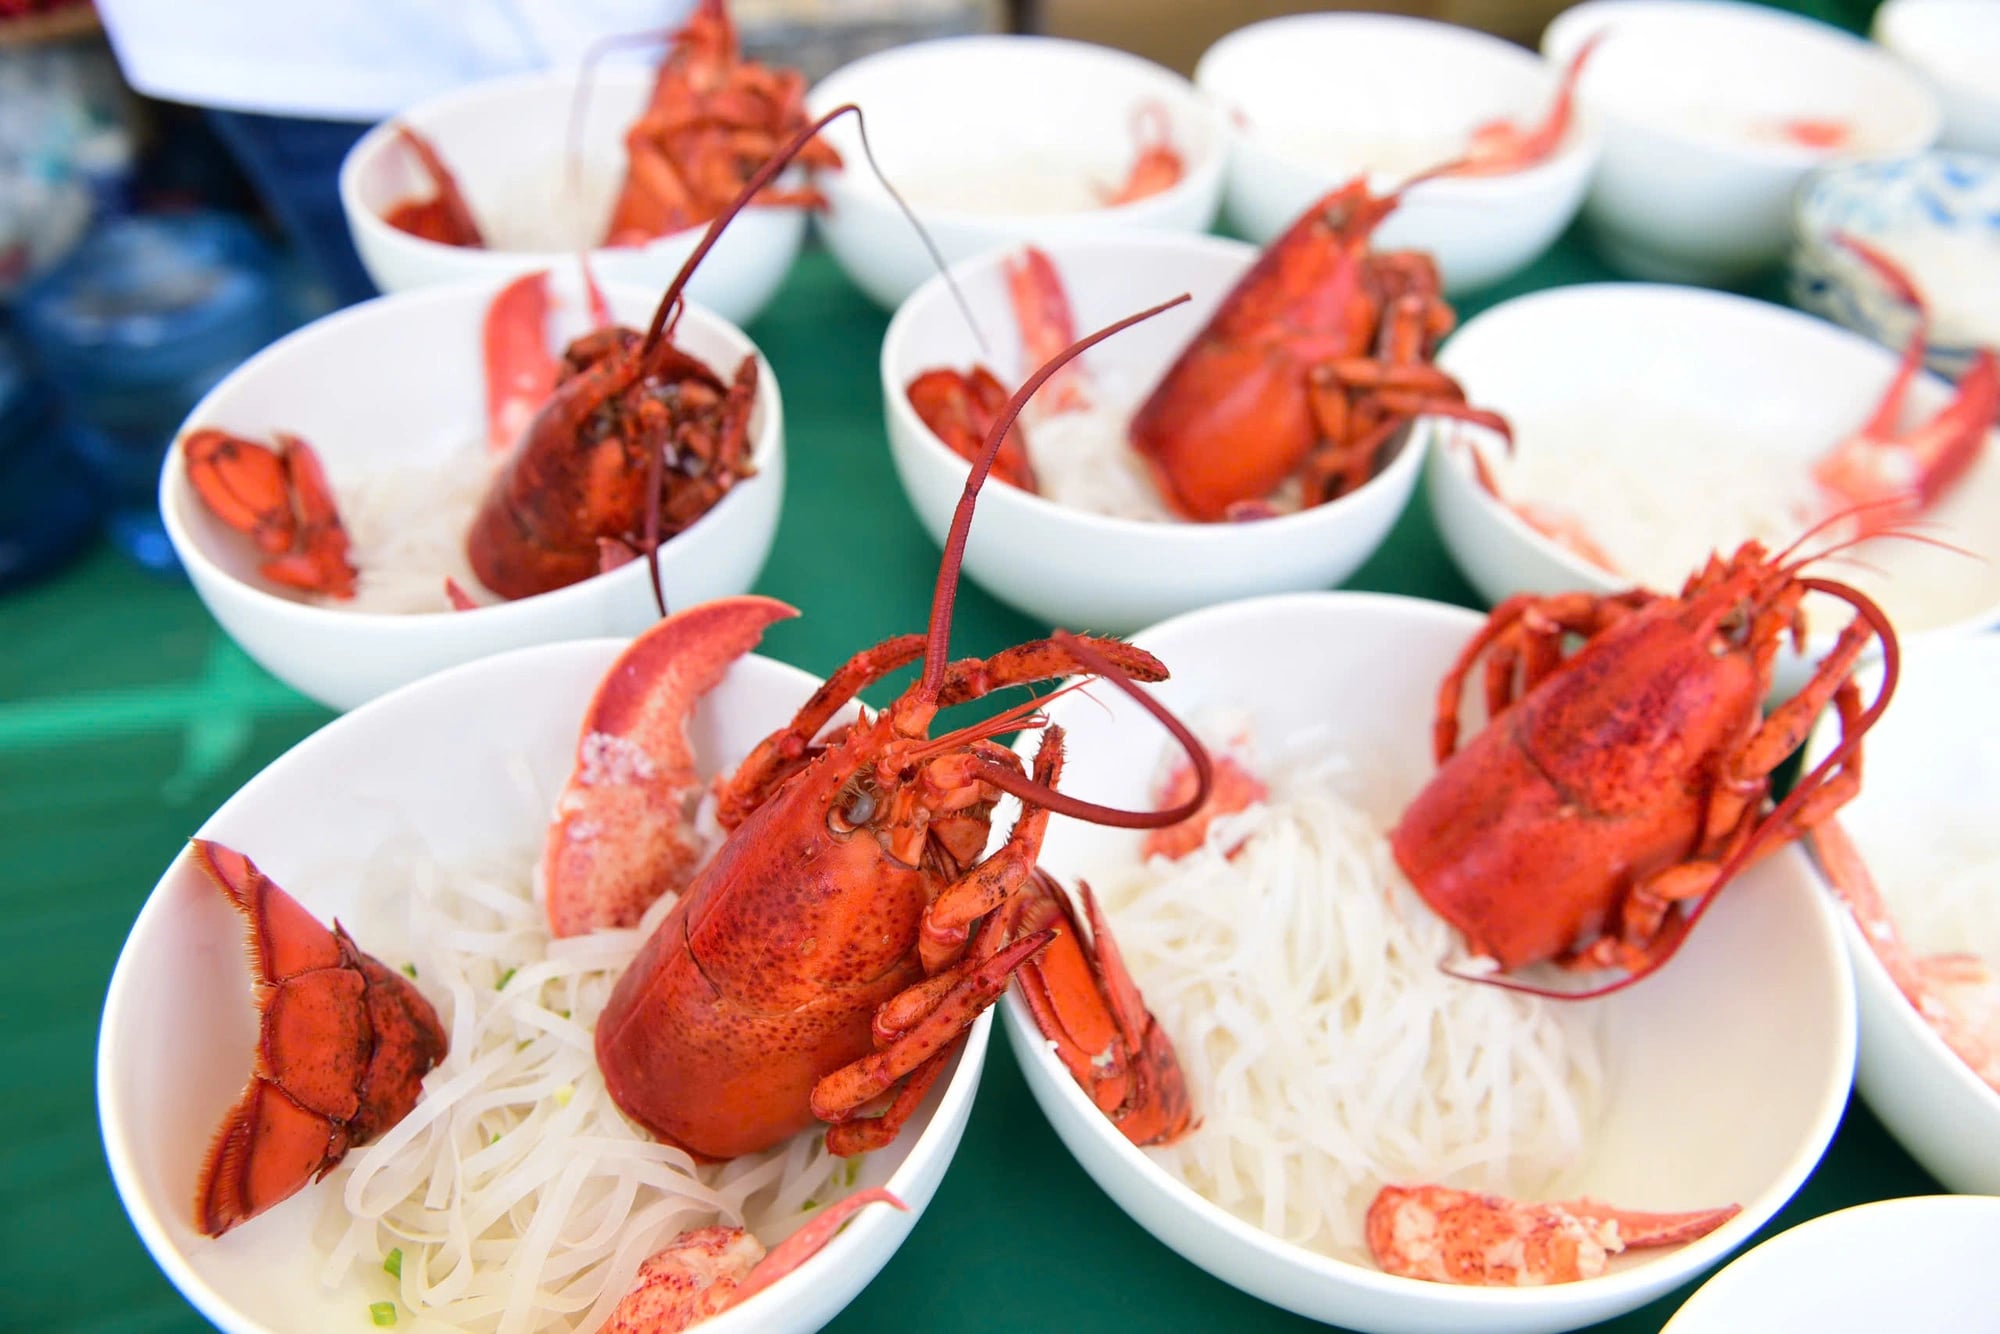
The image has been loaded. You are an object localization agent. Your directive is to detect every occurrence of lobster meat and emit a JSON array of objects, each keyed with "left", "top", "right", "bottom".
[
  {"left": 606, "top": 1190, "right": 906, "bottom": 1332},
  {"left": 560, "top": 294, "right": 1213, "bottom": 1163},
  {"left": 1390, "top": 535, "right": 1899, "bottom": 987},
  {"left": 1365, "top": 1186, "right": 1740, "bottom": 1286},
  {"left": 182, "top": 429, "right": 358, "bottom": 599},
  {"left": 380, "top": 0, "right": 837, "bottom": 250},
  {"left": 188, "top": 839, "right": 447, "bottom": 1236}
]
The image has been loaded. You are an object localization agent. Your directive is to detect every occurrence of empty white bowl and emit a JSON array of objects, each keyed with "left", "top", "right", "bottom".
[
  {"left": 161, "top": 272, "right": 785, "bottom": 712},
  {"left": 1802, "top": 636, "right": 2000, "bottom": 1196},
  {"left": 1874, "top": 0, "right": 2000, "bottom": 156},
  {"left": 1000, "top": 591, "right": 1854, "bottom": 1334},
  {"left": 1425, "top": 282, "right": 2000, "bottom": 696},
  {"left": 1543, "top": 0, "right": 1939, "bottom": 283},
  {"left": 1194, "top": 13, "right": 1600, "bottom": 295},
  {"left": 340, "top": 67, "right": 810, "bottom": 326},
  {"left": 880, "top": 234, "right": 1424, "bottom": 634},
  {"left": 1661, "top": 1196, "right": 2000, "bottom": 1332},
  {"left": 806, "top": 35, "right": 1225, "bottom": 309},
  {"left": 1792, "top": 150, "right": 2000, "bottom": 380},
  {"left": 98, "top": 639, "right": 987, "bottom": 1334}
]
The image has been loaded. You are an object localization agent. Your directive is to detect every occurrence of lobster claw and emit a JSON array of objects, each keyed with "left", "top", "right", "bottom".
[
  {"left": 542, "top": 595, "right": 800, "bottom": 937},
  {"left": 183, "top": 429, "right": 358, "bottom": 599},
  {"left": 190, "top": 839, "right": 446, "bottom": 1237},
  {"left": 382, "top": 124, "right": 485, "bottom": 247},
  {"left": 1011, "top": 871, "right": 1193, "bottom": 1147},
  {"left": 906, "top": 367, "right": 1039, "bottom": 492}
]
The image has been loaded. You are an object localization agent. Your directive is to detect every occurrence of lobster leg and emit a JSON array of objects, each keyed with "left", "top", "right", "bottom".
[
  {"left": 935, "top": 635, "right": 1168, "bottom": 706},
  {"left": 1005, "top": 246, "right": 1088, "bottom": 414},
  {"left": 919, "top": 727, "right": 1064, "bottom": 971}
]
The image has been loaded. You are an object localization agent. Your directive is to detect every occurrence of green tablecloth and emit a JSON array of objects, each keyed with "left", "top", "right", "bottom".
[{"left": 1, "top": 227, "right": 1940, "bottom": 1333}]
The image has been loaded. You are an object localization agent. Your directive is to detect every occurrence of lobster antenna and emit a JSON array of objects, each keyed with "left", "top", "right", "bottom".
[
  {"left": 914, "top": 293, "right": 1192, "bottom": 706},
  {"left": 965, "top": 631, "right": 1213, "bottom": 830},
  {"left": 1449, "top": 577, "right": 1900, "bottom": 1001},
  {"left": 563, "top": 15, "right": 706, "bottom": 198}
]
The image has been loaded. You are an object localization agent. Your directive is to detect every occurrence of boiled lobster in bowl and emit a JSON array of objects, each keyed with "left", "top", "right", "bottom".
[
  {"left": 549, "top": 294, "right": 1217, "bottom": 1163},
  {"left": 382, "top": 0, "right": 839, "bottom": 250},
  {"left": 906, "top": 176, "right": 1509, "bottom": 524}
]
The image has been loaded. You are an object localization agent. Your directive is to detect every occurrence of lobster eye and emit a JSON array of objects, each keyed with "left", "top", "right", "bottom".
[{"left": 827, "top": 782, "right": 878, "bottom": 836}]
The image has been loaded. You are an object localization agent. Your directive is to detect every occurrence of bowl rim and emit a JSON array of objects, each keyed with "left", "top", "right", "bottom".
[
  {"left": 338, "top": 64, "right": 747, "bottom": 268},
  {"left": 96, "top": 639, "right": 989, "bottom": 1334},
  {"left": 805, "top": 32, "right": 1228, "bottom": 231},
  {"left": 1794, "top": 145, "right": 2000, "bottom": 234},
  {"left": 1543, "top": 0, "right": 1943, "bottom": 168},
  {"left": 1872, "top": 0, "right": 2000, "bottom": 110},
  {"left": 159, "top": 273, "right": 783, "bottom": 628},
  {"left": 881, "top": 231, "right": 1428, "bottom": 542},
  {"left": 1429, "top": 278, "right": 2000, "bottom": 643},
  {"left": 1001, "top": 587, "right": 1858, "bottom": 1315},
  {"left": 1802, "top": 637, "right": 2000, "bottom": 1123},
  {"left": 1192, "top": 10, "right": 1602, "bottom": 203},
  {"left": 1659, "top": 1193, "right": 2000, "bottom": 1330}
]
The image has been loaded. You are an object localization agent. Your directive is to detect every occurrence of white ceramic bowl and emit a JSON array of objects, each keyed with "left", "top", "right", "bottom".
[
  {"left": 1543, "top": 0, "right": 1939, "bottom": 283},
  {"left": 1802, "top": 636, "right": 2000, "bottom": 1196},
  {"left": 881, "top": 234, "right": 1423, "bottom": 634},
  {"left": 340, "top": 68, "right": 809, "bottom": 326},
  {"left": 161, "top": 273, "right": 785, "bottom": 712},
  {"left": 1425, "top": 282, "right": 2000, "bottom": 697},
  {"left": 1874, "top": 0, "right": 2000, "bottom": 156},
  {"left": 1193, "top": 13, "right": 1600, "bottom": 295},
  {"left": 1661, "top": 1196, "right": 2000, "bottom": 1331},
  {"left": 805, "top": 35, "right": 1225, "bottom": 310},
  {"left": 1792, "top": 150, "right": 2000, "bottom": 380},
  {"left": 98, "top": 639, "right": 986, "bottom": 1334},
  {"left": 999, "top": 592, "right": 1854, "bottom": 1334}
]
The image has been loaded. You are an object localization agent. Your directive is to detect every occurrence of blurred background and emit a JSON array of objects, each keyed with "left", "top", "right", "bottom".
[{"left": 0, "top": 0, "right": 1882, "bottom": 599}]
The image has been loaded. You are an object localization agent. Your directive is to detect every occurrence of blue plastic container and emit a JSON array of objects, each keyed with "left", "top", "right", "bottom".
[
  {"left": 0, "top": 321, "right": 103, "bottom": 592},
  {"left": 15, "top": 212, "right": 288, "bottom": 574}
]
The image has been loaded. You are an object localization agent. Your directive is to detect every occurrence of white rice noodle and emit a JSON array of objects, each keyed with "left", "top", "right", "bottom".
[
  {"left": 1102, "top": 736, "right": 1606, "bottom": 1262},
  {"left": 313, "top": 799, "right": 846, "bottom": 1334},
  {"left": 316, "top": 438, "right": 501, "bottom": 615},
  {"left": 1879, "top": 828, "right": 2000, "bottom": 965}
]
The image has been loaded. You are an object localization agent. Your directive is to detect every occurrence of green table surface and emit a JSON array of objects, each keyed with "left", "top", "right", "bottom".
[{"left": 1, "top": 222, "right": 1942, "bottom": 1333}]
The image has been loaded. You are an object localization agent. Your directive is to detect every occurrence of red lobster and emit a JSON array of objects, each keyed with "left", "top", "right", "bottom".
[
  {"left": 187, "top": 840, "right": 447, "bottom": 1236},
  {"left": 182, "top": 429, "right": 357, "bottom": 598},
  {"left": 1390, "top": 533, "right": 1900, "bottom": 988},
  {"left": 381, "top": 0, "right": 838, "bottom": 249},
  {"left": 549, "top": 297, "right": 1214, "bottom": 1162}
]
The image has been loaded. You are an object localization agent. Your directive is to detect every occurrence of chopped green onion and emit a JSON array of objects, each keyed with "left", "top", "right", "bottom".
[
  {"left": 554, "top": 1084, "right": 574, "bottom": 1107},
  {"left": 496, "top": 967, "right": 516, "bottom": 990},
  {"left": 370, "top": 1301, "right": 398, "bottom": 1326},
  {"left": 844, "top": 1158, "right": 861, "bottom": 1187},
  {"left": 801, "top": 1197, "right": 819, "bottom": 1212},
  {"left": 400, "top": 962, "right": 418, "bottom": 979},
  {"left": 382, "top": 1248, "right": 402, "bottom": 1279}
]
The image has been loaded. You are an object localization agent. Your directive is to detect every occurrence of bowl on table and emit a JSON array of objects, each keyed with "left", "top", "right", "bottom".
[
  {"left": 1424, "top": 282, "right": 2000, "bottom": 696},
  {"left": 880, "top": 233, "right": 1424, "bottom": 635},
  {"left": 98, "top": 639, "right": 986, "bottom": 1334},
  {"left": 1873, "top": 0, "right": 2000, "bottom": 156},
  {"left": 1660, "top": 1196, "right": 2000, "bottom": 1332},
  {"left": 340, "top": 67, "right": 811, "bottom": 326},
  {"left": 1800, "top": 636, "right": 2000, "bottom": 1197},
  {"left": 161, "top": 272, "right": 785, "bottom": 712},
  {"left": 1542, "top": 0, "right": 1939, "bottom": 284},
  {"left": 805, "top": 35, "right": 1225, "bottom": 309},
  {"left": 1791, "top": 150, "right": 2000, "bottom": 380},
  {"left": 999, "top": 591, "right": 1855, "bottom": 1334},
  {"left": 1193, "top": 12, "right": 1600, "bottom": 295}
]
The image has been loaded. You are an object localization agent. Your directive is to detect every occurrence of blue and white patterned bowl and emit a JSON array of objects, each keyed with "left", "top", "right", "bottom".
[{"left": 1791, "top": 150, "right": 2000, "bottom": 379}]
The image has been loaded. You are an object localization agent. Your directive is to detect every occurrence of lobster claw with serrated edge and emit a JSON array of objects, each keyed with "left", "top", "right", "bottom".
[
  {"left": 1010, "top": 869, "right": 1194, "bottom": 1147},
  {"left": 189, "top": 839, "right": 447, "bottom": 1237},
  {"left": 182, "top": 429, "right": 358, "bottom": 599}
]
